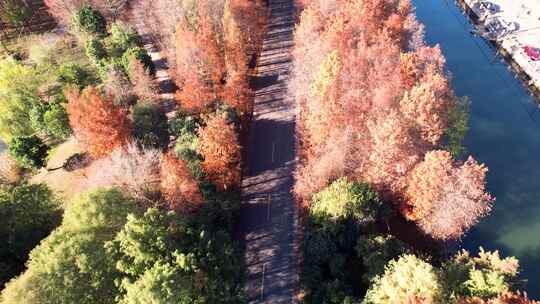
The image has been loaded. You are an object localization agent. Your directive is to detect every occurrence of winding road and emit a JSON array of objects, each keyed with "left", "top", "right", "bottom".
[{"left": 239, "top": 0, "right": 299, "bottom": 303}]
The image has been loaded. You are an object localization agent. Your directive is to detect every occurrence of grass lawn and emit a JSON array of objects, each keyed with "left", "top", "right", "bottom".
[{"left": 31, "top": 137, "right": 89, "bottom": 203}]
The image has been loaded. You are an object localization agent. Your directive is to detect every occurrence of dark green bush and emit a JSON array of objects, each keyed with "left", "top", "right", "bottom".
[
  {"left": 132, "top": 102, "right": 169, "bottom": 149},
  {"left": 85, "top": 38, "right": 107, "bottom": 63},
  {"left": 72, "top": 6, "right": 106, "bottom": 35},
  {"left": 0, "top": 183, "right": 60, "bottom": 287},
  {"left": 106, "top": 22, "right": 143, "bottom": 57},
  {"left": 170, "top": 114, "right": 203, "bottom": 179},
  {"left": 57, "top": 63, "right": 94, "bottom": 89},
  {"left": 9, "top": 135, "right": 48, "bottom": 169},
  {"left": 356, "top": 234, "right": 409, "bottom": 283},
  {"left": 43, "top": 103, "right": 72, "bottom": 140}
]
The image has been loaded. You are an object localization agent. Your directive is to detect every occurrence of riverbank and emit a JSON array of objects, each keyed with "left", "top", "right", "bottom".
[
  {"left": 413, "top": 0, "right": 540, "bottom": 298},
  {"left": 457, "top": 0, "right": 540, "bottom": 100}
]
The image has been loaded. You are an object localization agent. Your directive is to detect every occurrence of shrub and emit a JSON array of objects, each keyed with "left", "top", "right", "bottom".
[
  {"left": 85, "top": 37, "right": 107, "bottom": 63},
  {"left": 43, "top": 103, "right": 72, "bottom": 140},
  {"left": 356, "top": 234, "right": 410, "bottom": 283},
  {"left": 122, "top": 47, "right": 154, "bottom": 75},
  {"left": 311, "top": 178, "right": 385, "bottom": 223},
  {"left": 9, "top": 135, "right": 48, "bottom": 169},
  {"left": 0, "top": 183, "right": 60, "bottom": 287},
  {"left": 363, "top": 254, "right": 443, "bottom": 304},
  {"left": 72, "top": 5, "right": 107, "bottom": 35},
  {"left": 106, "top": 22, "right": 143, "bottom": 57},
  {"left": 133, "top": 102, "right": 169, "bottom": 149},
  {"left": 57, "top": 63, "right": 94, "bottom": 89}
]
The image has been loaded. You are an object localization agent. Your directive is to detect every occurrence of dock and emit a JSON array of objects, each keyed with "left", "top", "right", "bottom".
[{"left": 457, "top": 0, "right": 540, "bottom": 99}]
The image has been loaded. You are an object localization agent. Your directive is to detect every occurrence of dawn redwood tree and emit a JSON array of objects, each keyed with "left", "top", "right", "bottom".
[
  {"left": 404, "top": 150, "right": 493, "bottom": 240},
  {"left": 66, "top": 87, "right": 132, "bottom": 158},
  {"left": 175, "top": 1, "right": 225, "bottom": 113},
  {"left": 198, "top": 114, "right": 241, "bottom": 190},
  {"left": 160, "top": 152, "right": 202, "bottom": 213}
]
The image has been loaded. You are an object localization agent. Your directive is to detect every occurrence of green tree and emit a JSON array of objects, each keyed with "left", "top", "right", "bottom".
[
  {"left": 0, "top": 189, "right": 142, "bottom": 304},
  {"left": 108, "top": 207, "right": 244, "bottom": 304},
  {"left": 171, "top": 114, "right": 202, "bottom": 179},
  {"left": 0, "top": 184, "right": 60, "bottom": 287},
  {"left": 356, "top": 234, "right": 409, "bottom": 283},
  {"left": 72, "top": 6, "right": 107, "bottom": 35},
  {"left": 132, "top": 102, "right": 169, "bottom": 149},
  {"left": 57, "top": 63, "right": 95, "bottom": 89},
  {"left": 119, "top": 262, "right": 198, "bottom": 304},
  {"left": 363, "top": 254, "right": 443, "bottom": 304},
  {"left": 122, "top": 47, "right": 154, "bottom": 75},
  {"left": 0, "top": 58, "right": 45, "bottom": 141},
  {"left": 311, "top": 178, "right": 386, "bottom": 223},
  {"left": 442, "top": 248, "right": 520, "bottom": 300},
  {"left": 43, "top": 103, "right": 72, "bottom": 140},
  {"left": 106, "top": 22, "right": 143, "bottom": 58},
  {"left": 9, "top": 135, "right": 48, "bottom": 169}
]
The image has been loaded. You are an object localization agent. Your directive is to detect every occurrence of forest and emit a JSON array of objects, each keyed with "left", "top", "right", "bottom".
[
  {"left": 0, "top": 0, "right": 264, "bottom": 303},
  {"left": 0, "top": 0, "right": 538, "bottom": 303},
  {"left": 291, "top": 0, "right": 538, "bottom": 303}
]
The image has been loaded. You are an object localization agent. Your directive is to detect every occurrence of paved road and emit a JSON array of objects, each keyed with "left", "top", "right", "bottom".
[{"left": 239, "top": 0, "right": 298, "bottom": 303}]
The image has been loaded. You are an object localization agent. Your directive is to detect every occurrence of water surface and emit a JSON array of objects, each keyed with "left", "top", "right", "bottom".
[{"left": 413, "top": 0, "right": 540, "bottom": 297}]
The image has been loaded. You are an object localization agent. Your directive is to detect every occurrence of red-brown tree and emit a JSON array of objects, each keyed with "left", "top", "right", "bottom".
[
  {"left": 404, "top": 150, "right": 493, "bottom": 240},
  {"left": 174, "top": 1, "right": 225, "bottom": 112},
  {"left": 160, "top": 152, "right": 203, "bottom": 213},
  {"left": 66, "top": 86, "right": 132, "bottom": 158},
  {"left": 198, "top": 114, "right": 241, "bottom": 190}
]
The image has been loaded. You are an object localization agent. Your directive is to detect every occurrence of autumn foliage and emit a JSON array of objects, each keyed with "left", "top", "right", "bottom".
[
  {"left": 173, "top": 0, "right": 265, "bottom": 114},
  {"left": 66, "top": 86, "right": 132, "bottom": 158},
  {"left": 291, "top": 0, "right": 492, "bottom": 240},
  {"left": 198, "top": 114, "right": 241, "bottom": 191},
  {"left": 44, "top": 0, "right": 127, "bottom": 26},
  {"left": 160, "top": 152, "right": 203, "bottom": 213},
  {"left": 404, "top": 151, "right": 493, "bottom": 240}
]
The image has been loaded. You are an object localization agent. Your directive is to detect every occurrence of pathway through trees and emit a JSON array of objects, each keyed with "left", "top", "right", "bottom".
[
  {"left": 239, "top": 0, "right": 298, "bottom": 303},
  {"left": 127, "top": 0, "right": 176, "bottom": 117}
]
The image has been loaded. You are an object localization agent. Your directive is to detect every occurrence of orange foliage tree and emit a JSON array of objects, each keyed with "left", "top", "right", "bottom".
[
  {"left": 404, "top": 150, "right": 493, "bottom": 240},
  {"left": 175, "top": 1, "right": 225, "bottom": 112},
  {"left": 160, "top": 152, "right": 203, "bottom": 213},
  {"left": 198, "top": 114, "right": 241, "bottom": 190},
  {"left": 174, "top": 0, "right": 265, "bottom": 114},
  {"left": 66, "top": 87, "right": 132, "bottom": 158}
]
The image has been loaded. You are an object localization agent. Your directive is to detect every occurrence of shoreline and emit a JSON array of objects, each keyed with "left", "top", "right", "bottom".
[{"left": 455, "top": 0, "right": 540, "bottom": 101}]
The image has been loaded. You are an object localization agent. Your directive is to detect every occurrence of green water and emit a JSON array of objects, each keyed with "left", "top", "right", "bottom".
[{"left": 413, "top": 0, "right": 540, "bottom": 297}]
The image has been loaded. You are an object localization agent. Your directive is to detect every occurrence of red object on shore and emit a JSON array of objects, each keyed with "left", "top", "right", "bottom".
[{"left": 523, "top": 46, "right": 540, "bottom": 61}]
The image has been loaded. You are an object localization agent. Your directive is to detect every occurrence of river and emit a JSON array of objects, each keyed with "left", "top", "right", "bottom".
[{"left": 413, "top": 0, "right": 540, "bottom": 297}]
